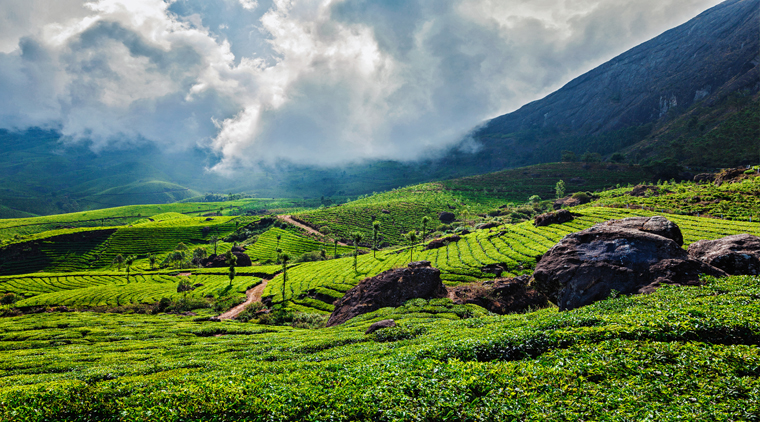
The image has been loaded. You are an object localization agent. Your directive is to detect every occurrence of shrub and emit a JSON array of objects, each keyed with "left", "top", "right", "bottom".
[
  {"left": 373, "top": 324, "right": 428, "bottom": 342},
  {"left": 1, "top": 293, "right": 18, "bottom": 305},
  {"left": 237, "top": 302, "right": 266, "bottom": 322}
]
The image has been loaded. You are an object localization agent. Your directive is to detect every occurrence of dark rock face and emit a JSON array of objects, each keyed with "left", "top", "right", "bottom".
[
  {"left": 534, "top": 209, "right": 574, "bottom": 227},
  {"left": 693, "top": 173, "right": 716, "bottom": 183},
  {"left": 714, "top": 167, "right": 750, "bottom": 185},
  {"left": 533, "top": 218, "right": 726, "bottom": 311},
  {"left": 438, "top": 212, "right": 456, "bottom": 224},
  {"left": 327, "top": 261, "right": 448, "bottom": 326},
  {"left": 628, "top": 185, "right": 669, "bottom": 197},
  {"left": 365, "top": 319, "right": 396, "bottom": 334},
  {"left": 688, "top": 234, "right": 760, "bottom": 275},
  {"left": 425, "top": 235, "right": 461, "bottom": 250},
  {"left": 450, "top": 275, "right": 549, "bottom": 314},
  {"left": 596, "top": 216, "right": 684, "bottom": 246}
]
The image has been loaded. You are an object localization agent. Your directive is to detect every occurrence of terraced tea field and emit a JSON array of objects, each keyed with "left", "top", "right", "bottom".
[
  {"left": 244, "top": 227, "right": 354, "bottom": 263},
  {"left": 591, "top": 175, "right": 760, "bottom": 220},
  {"left": 263, "top": 206, "right": 760, "bottom": 313}
]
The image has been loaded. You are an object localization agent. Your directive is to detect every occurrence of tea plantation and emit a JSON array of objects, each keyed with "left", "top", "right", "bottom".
[{"left": 1, "top": 165, "right": 759, "bottom": 420}]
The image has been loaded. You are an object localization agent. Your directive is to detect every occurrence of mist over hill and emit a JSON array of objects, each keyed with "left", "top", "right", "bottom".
[{"left": 0, "top": 0, "right": 757, "bottom": 216}]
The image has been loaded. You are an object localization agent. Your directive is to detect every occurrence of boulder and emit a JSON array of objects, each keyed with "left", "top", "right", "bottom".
[
  {"left": 438, "top": 212, "right": 456, "bottom": 224},
  {"left": 425, "top": 234, "right": 461, "bottom": 250},
  {"left": 688, "top": 234, "right": 760, "bottom": 275},
  {"left": 327, "top": 261, "right": 448, "bottom": 326},
  {"left": 534, "top": 209, "right": 574, "bottom": 227},
  {"left": 693, "top": 173, "right": 715, "bottom": 183},
  {"left": 596, "top": 216, "right": 684, "bottom": 246},
  {"left": 449, "top": 275, "right": 549, "bottom": 314},
  {"left": 628, "top": 185, "right": 670, "bottom": 197},
  {"left": 477, "top": 222, "right": 499, "bottom": 230},
  {"left": 365, "top": 319, "right": 397, "bottom": 334},
  {"left": 714, "top": 167, "right": 747, "bottom": 185},
  {"left": 533, "top": 217, "right": 725, "bottom": 311}
]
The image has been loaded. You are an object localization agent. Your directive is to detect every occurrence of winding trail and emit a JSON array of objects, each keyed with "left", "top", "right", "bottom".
[
  {"left": 278, "top": 215, "right": 350, "bottom": 246},
  {"left": 218, "top": 280, "right": 268, "bottom": 320}
]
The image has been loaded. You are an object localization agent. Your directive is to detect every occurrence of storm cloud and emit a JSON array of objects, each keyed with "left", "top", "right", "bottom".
[{"left": 0, "top": 0, "right": 723, "bottom": 171}]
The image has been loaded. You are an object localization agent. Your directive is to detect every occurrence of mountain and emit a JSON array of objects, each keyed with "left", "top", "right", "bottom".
[{"left": 455, "top": 0, "right": 759, "bottom": 170}]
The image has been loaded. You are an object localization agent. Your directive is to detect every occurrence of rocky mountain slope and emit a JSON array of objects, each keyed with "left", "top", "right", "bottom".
[{"left": 459, "top": 0, "right": 759, "bottom": 169}]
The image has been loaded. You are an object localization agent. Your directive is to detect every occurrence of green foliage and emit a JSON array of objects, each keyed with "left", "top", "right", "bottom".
[
  {"left": 1, "top": 275, "right": 759, "bottom": 420},
  {"left": 555, "top": 179, "right": 566, "bottom": 199}
]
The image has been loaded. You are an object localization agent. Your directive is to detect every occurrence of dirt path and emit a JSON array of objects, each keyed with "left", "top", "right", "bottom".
[
  {"left": 217, "top": 280, "right": 268, "bottom": 320},
  {"left": 278, "top": 215, "right": 350, "bottom": 246}
]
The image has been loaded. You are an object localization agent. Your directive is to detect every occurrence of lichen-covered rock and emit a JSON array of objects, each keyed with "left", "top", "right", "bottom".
[
  {"left": 688, "top": 234, "right": 760, "bottom": 275},
  {"left": 449, "top": 275, "right": 548, "bottom": 314},
  {"left": 425, "top": 235, "right": 461, "bottom": 250},
  {"left": 327, "top": 261, "right": 448, "bottom": 326},
  {"left": 365, "top": 319, "right": 397, "bottom": 334},
  {"left": 595, "top": 216, "right": 684, "bottom": 246},
  {"left": 533, "top": 218, "right": 725, "bottom": 311}
]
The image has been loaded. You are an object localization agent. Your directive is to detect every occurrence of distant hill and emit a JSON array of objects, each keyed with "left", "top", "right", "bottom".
[{"left": 450, "top": 0, "right": 759, "bottom": 171}]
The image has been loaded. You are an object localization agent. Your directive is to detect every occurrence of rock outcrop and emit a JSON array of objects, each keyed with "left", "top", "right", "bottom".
[
  {"left": 534, "top": 209, "right": 574, "bottom": 227},
  {"left": 688, "top": 234, "right": 760, "bottom": 275},
  {"left": 533, "top": 217, "right": 725, "bottom": 311},
  {"left": 425, "top": 235, "right": 461, "bottom": 250},
  {"left": 438, "top": 212, "right": 456, "bottom": 224},
  {"left": 365, "top": 319, "right": 397, "bottom": 334},
  {"left": 327, "top": 261, "right": 448, "bottom": 326},
  {"left": 595, "top": 216, "right": 684, "bottom": 246},
  {"left": 449, "top": 275, "right": 548, "bottom": 314}
]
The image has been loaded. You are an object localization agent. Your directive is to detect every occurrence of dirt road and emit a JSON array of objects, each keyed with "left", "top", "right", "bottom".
[
  {"left": 278, "top": 215, "right": 350, "bottom": 246},
  {"left": 217, "top": 280, "right": 268, "bottom": 320}
]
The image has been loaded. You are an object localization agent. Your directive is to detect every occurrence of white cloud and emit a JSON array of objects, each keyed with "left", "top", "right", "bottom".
[{"left": 0, "top": 0, "right": 724, "bottom": 170}]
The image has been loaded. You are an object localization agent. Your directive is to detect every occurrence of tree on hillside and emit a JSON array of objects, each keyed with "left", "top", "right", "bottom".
[
  {"left": 210, "top": 235, "right": 219, "bottom": 255},
  {"left": 421, "top": 216, "right": 430, "bottom": 241},
  {"left": 350, "top": 232, "right": 363, "bottom": 273},
  {"left": 372, "top": 221, "right": 380, "bottom": 258},
  {"left": 112, "top": 254, "right": 125, "bottom": 271},
  {"left": 276, "top": 233, "right": 282, "bottom": 251},
  {"left": 320, "top": 226, "right": 331, "bottom": 251},
  {"left": 124, "top": 255, "right": 136, "bottom": 283},
  {"left": 281, "top": 253, "right": 290, "bottom": 302},
  {"left": 192, "top": 247, "right": 208, "bottom": 268},
  {"left": 561, "top": 150, "right": 577, "bottom": 162},
  {"left": 226, "top": 251, "right": 237, "bottom": 287},
  {"left": 404, "top": 231, "right": 419, "bottom": 263},
  {"left": 177, "top": 277, "right": 193, "bottom": 299},
  {"left": 333, "top": 239, "right": 339, "bottom": 259},
  {"left": 555, "top": 180, "right": 566, "bottom": 199},
  {"left": 148, "top": 253, "right": 156, "bottom": 270},
  {"left": 581, "top": 151, "right": 602, "bottom": 163}
]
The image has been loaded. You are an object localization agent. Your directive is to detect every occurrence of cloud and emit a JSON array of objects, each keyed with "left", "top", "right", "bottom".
[{"left": 0, "top": 0, "right": 724, "bottom": 170}]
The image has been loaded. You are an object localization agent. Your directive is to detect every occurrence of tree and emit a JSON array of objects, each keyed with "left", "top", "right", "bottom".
[
  {"left": 581, "top": 151, "right": 602, "bottom": 163},
  {"left": 421, "top": 216, "right": 430, "bottom": 241},
  {"left": 177, "top": 277, "right": 193, "bottom": 299},
  {"left": 333, "top": 239, "right": 339, "bottom": 259},
  {"left": 112, "top": 254, "right": 124, "bottom": 271},
  {"left": 555, "top": 180, "right": 566, "bottom": 199},
  {"left": 281, "top": 253, "right": 290, "bottom": 302},
  {"left": 320, "top": 226, "right": 331, "bottom": 251},
  {"left": 350, "top": 232, "right": 363, "bottom": 272},
  {"left": 404, "top": 231, "right": 419, "bottom": 263},
  {"left": 209, "top": 235, "right": 219, "bottom": 255},
  {"left": 372, "top": 221, "right": 380, "bottom": 258},
  {"left": 148, "top": 253, "right": 156, "bottom": 270},
  {"left": 192, "top": 247, "right": 208, "bottom": 268},
  {"left": 226, "top": 251, "right": 237, "bottom": 286},
  {"left": 609, "top": 152, "right": 626, "bottom": 163},
  {"left": 276, "top": 233, "right": 282, "bottom": 251},
  {"left": 124, "top": 255, "right": 136, "bottom": 283},
  {"left": 561, "top": 150, "right": 577, "bottom": 162}
]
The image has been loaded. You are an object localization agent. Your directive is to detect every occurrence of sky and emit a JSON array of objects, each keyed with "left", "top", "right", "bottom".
[{"left": 0, "top": 0, "right": 724, "bottom": 172}]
